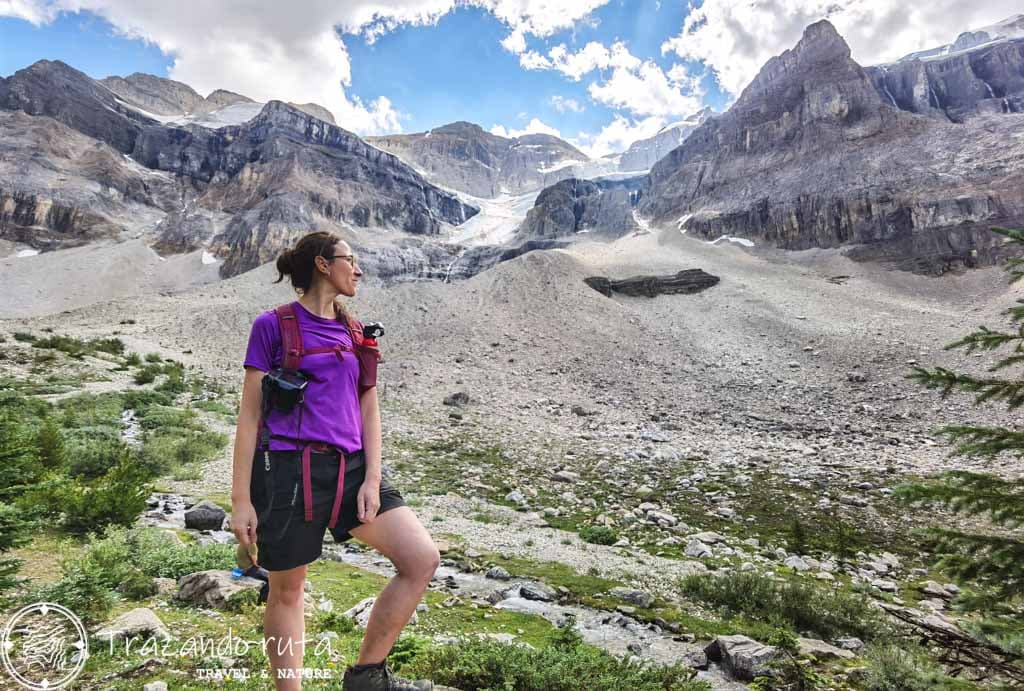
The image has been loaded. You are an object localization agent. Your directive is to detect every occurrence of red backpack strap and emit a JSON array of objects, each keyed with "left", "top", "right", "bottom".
[{"left": 274, "top": 302, "right": 304, "bottom": 371}]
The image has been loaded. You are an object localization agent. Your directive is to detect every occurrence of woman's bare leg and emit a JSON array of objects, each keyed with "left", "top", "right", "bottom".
[
  {"left": 265, "top": 564, "right": 309, "bottom": 690},
  {"left": 348, "top": 507, "right": 440, "bottom": 664}
]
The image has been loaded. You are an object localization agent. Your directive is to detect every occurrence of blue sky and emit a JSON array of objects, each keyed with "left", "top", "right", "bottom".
[{"left": 1, "top": 0, "right": 1017, "bottom": 155}]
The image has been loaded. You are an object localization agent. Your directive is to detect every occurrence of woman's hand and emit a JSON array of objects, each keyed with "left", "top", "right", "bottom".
[
  {"left": 232, "top": 500, "right": 259, "bottom": 563},
  {"left": 357, "top": 479, "right": 381, "bottom": 523}
]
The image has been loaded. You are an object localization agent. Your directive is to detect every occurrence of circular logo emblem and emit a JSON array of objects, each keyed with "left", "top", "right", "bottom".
[{"left": 1, "top": 603, "right": 88, "bottom": 690}]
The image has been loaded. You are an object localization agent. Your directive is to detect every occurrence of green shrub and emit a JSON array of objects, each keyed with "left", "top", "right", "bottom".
[
  {"left": 679, "top": 571, "right": 885, "bottom": 640},
  {"left": 63, "top": 434, "right": 128, "bottom": 479},
  {"left": 90, "top": 337, "right": 125, "bottom": 356},
  {"left": 133, "top": 366, "right": 158, "bottom": 385},
  {"left": 579, "top": 525, "right": 618, "bottom": 546},
  {"left": 313, "top": 608, "right": 356, "bottom": 635},
  {"left": 44, "top": 451, "right": 151, "bottom": 534},
  {"left": 88, "top": 526, "right": 234, "bottom": 581},
  {"left": 144, "top": 352, "right": 163, "bottom": 363},
  {"left": 405, "top": 632, "right": 709, "bottom": 691},
  {"left": 124, "top": 352, "right": 142, "bottom": 366},
  {"left": 34, "top": 418, "right": 66, "bottom": 471},
  {"left": 0, "top": 502, "right": 35, "bottom": 593},
  {"left": 863, "top": 644, "right": 976, "bottom": 690},
  {"left": 156, "top": 367, "right": 186, "bottom": 394},
  {"left": 138, "top": 429, "right": 227, "bottom": 475},
  {"left": 13, "top": 332, "right": 36, "bottom": 343},
  {"left": 118, "top": 569, "right": 158, "bottom": 600},
  {"left": 28, "top": 556, "right": 119, "bottom": 623},
  {"left": 389, "top": 634, "right": 431, "bottom": 673}
]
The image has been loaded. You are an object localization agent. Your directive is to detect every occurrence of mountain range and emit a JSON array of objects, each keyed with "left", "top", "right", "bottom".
[{"left": 1, "top": 14, "right": 1022, "bottom": 287}]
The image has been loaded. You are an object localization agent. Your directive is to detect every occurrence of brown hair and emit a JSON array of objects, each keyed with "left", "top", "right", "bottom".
[{"left": 274, "top": 231, "right": 353, "bottom": 324}]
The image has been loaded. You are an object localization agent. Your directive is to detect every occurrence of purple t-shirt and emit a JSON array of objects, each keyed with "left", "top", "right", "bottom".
[{"left": 243, "top": 302, "right": 363, "bottom": 453}]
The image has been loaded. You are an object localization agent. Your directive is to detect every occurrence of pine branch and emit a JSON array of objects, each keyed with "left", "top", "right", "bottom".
[
  {"left": 944, "top": 325, "right": 1024, "bottom": 354},
  {"left": 992, "top": 227, "right": 1024, "bottom": 283},
  {"left": 896, "top": 472, "right": 1024, "bottom": 527},
  {"left": 910, "top": 368, "right": 1024, "bottom": 409},
  {"left": 939, "top": 425, "right": 1024, "bottom": 460},
  {"left": 917, "top": 528, "right": 1024, "bottom": 599}
]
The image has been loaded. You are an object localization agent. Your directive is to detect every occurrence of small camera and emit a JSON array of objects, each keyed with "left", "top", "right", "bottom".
[{"left": 362, "top": 322, "right": 385, "bottom": 339}]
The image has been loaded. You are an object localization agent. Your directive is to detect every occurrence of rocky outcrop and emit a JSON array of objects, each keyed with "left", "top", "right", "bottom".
[
  {"left": 288, "top": 102, "right": 336, "bottom": 125},
  {"left": 367, "top": 121, "right": 591, "bottom": 198},
  {"left": 516, "top": 177, "right": 645, "bottom": 242},
  {"left": 638, "top": 20, "right": 1024, "bottom": 274},
  {"left": 199, "top": 89, "right": 254, "bottom": 112},
  {"left": 0, "top": 60, "right": 156, "bottom": 153},
  {"left": 618, "top": 108, "right": 714, "bottom": 172},
  {"left": 866, "top": 39, "right": 1024, "bottom": 122},
  {"left": 704, "top": 635, "right": 777, "bottom": 681},
  {"left": 584, "top": 269, "right": 720, "bottom": 298},
  {"left": 1, "top": 61, "right": 477, "bottom": 272},
  {"left": 100, "top": 73, "right": 204, "bottom": 116}
]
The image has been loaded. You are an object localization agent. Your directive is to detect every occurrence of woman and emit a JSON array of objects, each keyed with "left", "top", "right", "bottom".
[{"left": 231, "top": 231, "right": 440, "bottom": 691}]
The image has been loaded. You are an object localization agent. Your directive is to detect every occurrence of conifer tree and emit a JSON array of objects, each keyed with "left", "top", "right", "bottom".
[{"left": 897, "top": 227, "right": 1024, "bottom": 634}]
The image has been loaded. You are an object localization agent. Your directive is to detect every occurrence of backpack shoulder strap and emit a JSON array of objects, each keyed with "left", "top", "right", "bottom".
[
  {"left": 344, "top": 314, "right": 364, "bottom": 347},
  {"left": 274, "top": 302, "right": 304, "bottom": 371}
]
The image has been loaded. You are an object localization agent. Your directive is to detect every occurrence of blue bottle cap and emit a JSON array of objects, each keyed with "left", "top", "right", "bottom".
[{"left": 230, "top": 567, "right": 244, "bottom": 579}]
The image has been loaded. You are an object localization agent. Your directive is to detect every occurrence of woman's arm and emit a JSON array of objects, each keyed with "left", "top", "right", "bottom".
[
  {"left": 231, "top": 368, "right": 266, "bottom": 552},
  {"left": 357, "top": 385, "right": 382, "bottom": 521}
]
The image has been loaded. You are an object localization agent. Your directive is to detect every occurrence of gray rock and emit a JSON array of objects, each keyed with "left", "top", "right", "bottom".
[
  {"left": 94, "top": 607, "right": 172, "bottom": 643},
  {"left": 685, "top": 539, "right": 713, "bottom": 559},
  {"left": 784, "top": 555, "right": 811, "bottom": 571},
  {"left": 184, "top": 500, "right": 226, "bottom": 531},
  {"left": 552, "top": 470, "right": 580, "bottom": 483},
  {"left": 798, "top": 637, "right": 856, "bottom": 661},
  {"left": 608, "top": 587, "right": 655, "bottom": 609},
  {"left": 142, "top": 682, "right": 169, "bottom": 691},
  {"left": 834, "top": 637, "right": 865, "bottom": 652},
  {"left": 519, "top": 582, "right": 557, "bottom": 602},
  {"left": 704, "top": 635, "right": 778, "bottom": 681},
  {"left": 443, "top": 392, "right": 471, "bottom": 407},
  {"left": 176, "top": 570, "right": 265, "bottom": 609},
  {"left": 485, "top": 567, "right": 512, "bottom": 581}
]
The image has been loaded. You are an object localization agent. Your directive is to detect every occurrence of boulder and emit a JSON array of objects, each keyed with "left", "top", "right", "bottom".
[
  {"left": 184, "top": 500, "right": 226, "bottom": 531},
  {"left": 519, "top": 582, "right": 557, "bottom": 602},
  {"left": 798, "top": 637, "right": 856, "bottom": 661},
  {"left": 485, "top": 566, "right": 512, "bottom": 581},
  {"left": 94, "top": 607, "right": 172, "bottom": 643},
  {"left": 608, "top": 587, "right": 655, "bottom": 609},
  {"left": 704, "top": 635, "right": 777, "bottom": 681},
  {"left": 176, "top": 570, "right": 265, "bottom": 609},
  {"left": 584, "top": 269, "right": 720, "bottom": 298}
]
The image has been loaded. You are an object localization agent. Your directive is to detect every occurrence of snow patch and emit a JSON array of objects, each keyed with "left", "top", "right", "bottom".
[
  {"left": 708, "top": 235, "right": 754, "bottom": 247},
  {"left": 16, "top": 249, "right": 40, "bottom": 258},
  {"left": 201, "top": 250, "right": 220, "bottom": 265},
  {"left": 676, "top": 214, "right": 692, "bottom": 233}
]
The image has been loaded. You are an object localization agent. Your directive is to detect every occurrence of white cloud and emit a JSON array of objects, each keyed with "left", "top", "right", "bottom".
[
  {"left": 2, "top": 0, "right": 613, "bottom": 134},
  {"left": 0, "top": 0, "right": 57, "bottom": 23},
  {"left": 572, "top": 114, "right": 666, "bottom": 158},
  {"left": 550, "top": 95, "right": 583, "bottom": 113},
  {"left": 661, "top": 0, "right": 1023, "bottom": 96},
  {"left": 500, "top": 28, "right": 527, "bottom": 54},
  {"left": 490, "top": 117, "right": 562, "bottom": 138},
  {"left": 588, "top": 58, "right": 704, "bottom": 118},
  {"left": 514, "top": 39, "right": 703, "bottom": 118},
  {"left": 483, "top": 0, "right": 611, "bottom": 43}
]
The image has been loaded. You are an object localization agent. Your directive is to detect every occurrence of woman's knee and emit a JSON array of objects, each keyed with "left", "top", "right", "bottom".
[
  {"left": 268, "top": 568, "right": 307, "bottom": 606},
  {"left": 396, "top": 544, "right": 440, "bottom": 583}
]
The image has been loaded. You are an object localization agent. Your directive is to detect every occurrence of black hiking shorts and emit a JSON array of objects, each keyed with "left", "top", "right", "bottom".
[{"left": 250, "top": 448, "right": 406, "bottom": 572}]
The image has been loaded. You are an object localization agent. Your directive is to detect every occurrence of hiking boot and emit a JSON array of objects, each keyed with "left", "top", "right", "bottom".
[{"left": 342, "top": 661, "right": 433, "bottom": 691}]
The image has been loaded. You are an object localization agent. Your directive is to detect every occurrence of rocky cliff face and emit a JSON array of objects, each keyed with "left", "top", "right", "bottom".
[
  {"left": 100, "top": 73, "right": 205, "bottom": 116},
  {"left": 636, "top": 20, "right": 1024, "bottom": 274},
  {"left": 515, "top": 177, "right": 645, "bottom": 242},
  {"left": 367, "top": 121, "right": 591, "bottom": 198},
  {"left": 618, "top": 108, "right": 714, "bottom": 172},
  {"left": 866, "top": 39, "right": 1024, "bottom": 122},
  {"left": 0, "top": 60, "right": 478, "bottom": 278}
]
